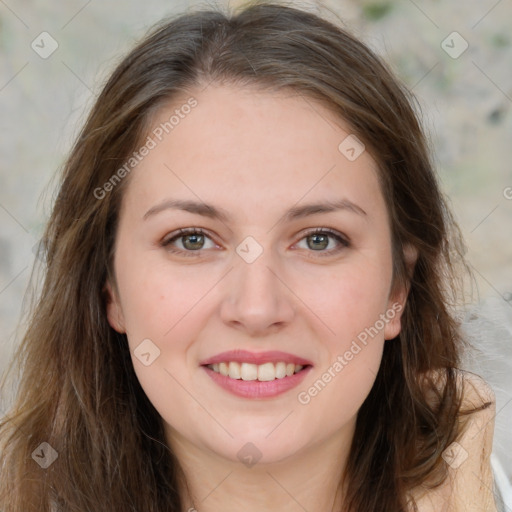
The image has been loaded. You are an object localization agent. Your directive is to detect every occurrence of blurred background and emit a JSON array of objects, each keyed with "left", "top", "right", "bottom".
[{"left": 1, "top": 0, "right": 511, "bottom": 498}]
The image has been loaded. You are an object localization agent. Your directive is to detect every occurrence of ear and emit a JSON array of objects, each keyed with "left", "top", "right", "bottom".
[
  {"left": 104, "top": 280, "right": 126, "bottom": 333},
  {"left": 384, "top": 244, "right": 418, "bottom": 340}
]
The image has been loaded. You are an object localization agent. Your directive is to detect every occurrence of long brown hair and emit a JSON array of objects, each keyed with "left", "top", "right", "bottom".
[{"left": 0, "top": 2, "right": 488, "bottom": 510}]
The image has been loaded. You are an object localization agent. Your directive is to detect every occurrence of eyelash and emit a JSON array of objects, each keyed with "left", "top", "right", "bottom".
[{"left": 161, "top": 227, "right": 350, "bottom": 258}]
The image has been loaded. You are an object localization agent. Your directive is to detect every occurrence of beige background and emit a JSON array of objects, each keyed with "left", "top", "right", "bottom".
[{"left": 1, "top": 0, "right": 511, "bottom": 488}]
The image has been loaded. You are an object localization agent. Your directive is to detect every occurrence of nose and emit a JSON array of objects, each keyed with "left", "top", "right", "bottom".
[{"left": 219, "top": 252, "right": 296, "bottom": 337}]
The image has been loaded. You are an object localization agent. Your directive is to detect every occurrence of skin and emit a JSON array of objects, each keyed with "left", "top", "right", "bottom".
[{"left": 106, "top": 84, "right": 414, "bottom": 512}]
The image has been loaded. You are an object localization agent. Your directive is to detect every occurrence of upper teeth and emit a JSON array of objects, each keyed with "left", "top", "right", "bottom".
[{"left": 208, "top": 362, "right": 304, "bottom": 381}]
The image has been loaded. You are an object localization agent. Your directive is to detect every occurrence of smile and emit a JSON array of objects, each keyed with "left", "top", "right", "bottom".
[
  {"left": 207, "top": 361, "right": 304, "bottom": 381},
  {"left": 202, "top": 364, "right": 312, "bottom": 399}
]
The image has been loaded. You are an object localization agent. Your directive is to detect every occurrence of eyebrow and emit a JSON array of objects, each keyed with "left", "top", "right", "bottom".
[{"left": 143, "top": 198, "right": 367, "bottom": 223}]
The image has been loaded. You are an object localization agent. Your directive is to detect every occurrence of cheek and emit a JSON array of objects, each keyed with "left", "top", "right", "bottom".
[
  {"left": 296, "top": 278, "right": 387, "bottom": 434},
  {"left": 295, "top": 255, "right": 393, "bottom": 343},
  {"left": 116, "top": 258, "right": 214, "bottom": 432},
  {"left": 115, "top": 251, "right": 212, "bottom": 345},
  {"left": 113, "top": 249, "right": 218, "bottom": 392},
  {"left": 292, "top": 255, "right": 391, "bottom": 422}
]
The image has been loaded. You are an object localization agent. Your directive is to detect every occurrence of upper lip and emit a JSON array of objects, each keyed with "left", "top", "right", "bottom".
[{"left": 200, "top": 349, "right": 313, "bottom": 367}]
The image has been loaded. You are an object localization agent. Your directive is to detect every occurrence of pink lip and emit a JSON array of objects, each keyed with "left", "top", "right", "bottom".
[
  {"left": 202, "top": 365, "right": 312, "bottom": 399},
  {"left": 199, "top": 349, "right": 313, "bottom": 366}
]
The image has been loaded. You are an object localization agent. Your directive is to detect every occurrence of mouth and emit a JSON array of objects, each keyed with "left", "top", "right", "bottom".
[
  {"left": 200, "top": 350, "right": 313, "bottom": 399},
  {"left": 204, "top": 361, "right": 310, "bottom": 381}
]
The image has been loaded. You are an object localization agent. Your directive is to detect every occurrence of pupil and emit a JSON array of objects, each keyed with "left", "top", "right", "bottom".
[
  {"left": 184, "top": 234, "right": 204, "bottom": 250},
  {"left": 309, "top": 234, "right": 328, "bottom": 250}
]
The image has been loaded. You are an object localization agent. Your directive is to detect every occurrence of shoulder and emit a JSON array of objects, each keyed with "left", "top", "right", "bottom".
[
  {"left": 457, "top": 370, "right": 495, "bottom": 411},
  {"left": 411, "top": 369, "right": 498, "bottom": 512}
]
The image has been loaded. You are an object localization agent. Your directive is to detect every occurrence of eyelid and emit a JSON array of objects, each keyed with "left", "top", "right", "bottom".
[
  {"left": 162, "top": 227, "right": 211, "bottom": 243},
  {"left": 299, "top": 226, "right": 350, "bottom": 243}
]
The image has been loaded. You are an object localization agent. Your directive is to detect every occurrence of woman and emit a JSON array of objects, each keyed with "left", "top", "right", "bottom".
[{"left": 0, "top": 2, "right": 497, "bottom": 511}]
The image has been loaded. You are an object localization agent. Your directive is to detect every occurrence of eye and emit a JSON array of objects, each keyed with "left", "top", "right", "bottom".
[
  {"left": 294, "top": 228, "right": 350, "bottom": 256},
  {"left": 161, "top": 227, "right": 350, "bottom": 258},
  {"left": 161, "top": 228, "right": 219, "bottom": 256}
]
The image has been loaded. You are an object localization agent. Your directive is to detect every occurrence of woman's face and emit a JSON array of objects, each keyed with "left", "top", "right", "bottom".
[{"left": 106, "top": 84, "right": 408, "bottom": 465}]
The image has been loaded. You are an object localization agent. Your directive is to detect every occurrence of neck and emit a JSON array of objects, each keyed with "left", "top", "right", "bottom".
[{"left": 167, "top": 422, "right": 355, "bottom": 512}]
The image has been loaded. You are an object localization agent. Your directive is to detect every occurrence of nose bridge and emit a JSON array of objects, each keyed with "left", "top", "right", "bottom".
[
  {"left": 220, "top": 243, "right": 295, "bottom": 334},
  {"left": 237, "top": 254, "right": 279, "bottom": 301}
]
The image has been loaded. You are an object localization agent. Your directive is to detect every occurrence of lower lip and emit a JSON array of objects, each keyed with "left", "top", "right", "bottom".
[{"left": 202, "top": 365, "right": 312, "bottom": 399}]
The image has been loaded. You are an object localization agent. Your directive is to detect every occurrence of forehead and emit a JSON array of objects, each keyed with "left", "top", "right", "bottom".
[{"left": 122, "top": 84, "right": 385, "bottom": 222}]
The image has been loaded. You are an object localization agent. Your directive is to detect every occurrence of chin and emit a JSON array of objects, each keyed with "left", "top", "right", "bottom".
[{"left": 204, "top": 430, "right": 308, "bottom": 467}]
